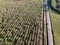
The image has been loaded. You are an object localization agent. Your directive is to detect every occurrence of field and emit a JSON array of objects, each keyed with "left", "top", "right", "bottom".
[
  {"left": 50, "top": 0, "right": 60, "bottom": 45},
  {"left": 0, "top": 0, "right": 42, "bottom": 45},
  {"left": 50, "top": 10, "right": 60, "bottom": 45}
]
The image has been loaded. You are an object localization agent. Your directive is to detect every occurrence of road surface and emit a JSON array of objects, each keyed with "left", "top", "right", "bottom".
[{"left": 45, "top": 0, "right": 54, "bottom": 45}]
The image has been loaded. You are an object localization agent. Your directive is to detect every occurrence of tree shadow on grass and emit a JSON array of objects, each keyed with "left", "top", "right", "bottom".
[{"left": 48, "top": 0, "right": 60, "bottom": 14}]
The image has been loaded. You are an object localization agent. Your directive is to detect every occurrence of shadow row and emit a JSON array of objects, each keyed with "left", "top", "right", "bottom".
[{"left": 48, "top": 0, "right": 60, "bottom": 14}]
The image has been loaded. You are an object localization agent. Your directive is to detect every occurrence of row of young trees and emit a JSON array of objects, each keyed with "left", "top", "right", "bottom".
[{"left": 0, "top": 0, "right": 42, "bottom": 45}]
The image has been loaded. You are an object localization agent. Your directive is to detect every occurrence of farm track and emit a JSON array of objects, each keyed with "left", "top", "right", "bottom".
[{"left": 45, "top": 0, "right": 54, "bottom": 45}]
